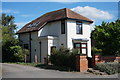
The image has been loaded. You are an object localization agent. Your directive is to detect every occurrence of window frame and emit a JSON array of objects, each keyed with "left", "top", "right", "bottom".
[
  {"left": 76, "top": 21, "right": 83, "bottom": 34},
  {"left": 74, "top": 43, "right": 87, "bottom": 55},
  {"left": 61, "top": 20, "right": 65, "bottom": 34}
]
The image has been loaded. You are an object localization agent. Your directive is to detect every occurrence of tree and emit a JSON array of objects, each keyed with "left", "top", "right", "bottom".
[
  {"left": 92, "top": 19, "right": 120, "bottom": 56},
  {"left": 10, "top": 46, "right": 29, "bottom": 62},
  {"left": 1, "top": 14, "right": 18, "bottom": 62},
  {"left": 1, "top": 14, "right": 30, "bottom": 62}
]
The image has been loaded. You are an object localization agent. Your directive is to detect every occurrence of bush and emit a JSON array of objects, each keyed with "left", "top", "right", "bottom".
[
  {"left": 91, "top": 47, "right": 102, "bottom": 55},
  {"left": 94, "top": 62, "right": 120, "bottom": 75},
  {"left": 6, "top": 46, "right": 29, "bottom": 62},
  {"left": 50, "top": 48, "right": 79, "bottom": 70}
]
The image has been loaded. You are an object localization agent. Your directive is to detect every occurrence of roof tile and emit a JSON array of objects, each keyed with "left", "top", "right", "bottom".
[{"left": 17, "top": 8, "right": 93, "bottom": 34}]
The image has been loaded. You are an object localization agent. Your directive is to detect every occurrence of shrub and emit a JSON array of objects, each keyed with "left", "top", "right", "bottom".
[
  {"left": 91, "top": 47, "right": 102, "bottom": 55},
  {"left": 94, "top": 62, "right": 120, "bottom": 75},
  {"left": 50, "top": 48, "right": 79, "bottom": 70},
  {"left": 10, "top": 46, "right": 29, "bottom": 62}
]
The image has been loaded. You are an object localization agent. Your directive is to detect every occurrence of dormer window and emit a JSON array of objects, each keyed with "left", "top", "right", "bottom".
[
  {"left": 76, "top": 21, "right": 82, "bottom": 34},
  {"left": 27, "top": 24, "right": 33, "bottom": 28},
  {"left": 27, "top": 22, "right": 40, "bottom": 28}
]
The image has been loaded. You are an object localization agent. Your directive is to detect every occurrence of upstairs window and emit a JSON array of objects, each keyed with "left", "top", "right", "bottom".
[
  {"left": 61, "top": 20, "right": 65, "bottom": 34},
  {"left": 76, "top": 21, "right": 82, "bottom": 34}
]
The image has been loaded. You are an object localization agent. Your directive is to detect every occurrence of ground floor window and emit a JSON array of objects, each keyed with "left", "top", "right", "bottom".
[{"left": 74, "top": 43, "right": 87, "bottom": 55}]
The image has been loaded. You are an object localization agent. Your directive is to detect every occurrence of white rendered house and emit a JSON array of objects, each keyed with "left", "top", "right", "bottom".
[{"left": 17, "top": 8, "right": 93, "bottom": 63}]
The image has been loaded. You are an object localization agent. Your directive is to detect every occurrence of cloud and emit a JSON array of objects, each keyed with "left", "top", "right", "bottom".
[
  {"left": 71, "top": 6, "right": 114, "bottom": 20},
  {"left": 13, "top": 11, "right": 19, "bottom": 14},
  {"left": 2, "top": 10, "right": 11, "bottom": 13},
  {"left": 2, "top": 9, "right": 19, "bottom": 14},
  {"left": 20, "top": 15, "right": 31, "bottom": 17}
]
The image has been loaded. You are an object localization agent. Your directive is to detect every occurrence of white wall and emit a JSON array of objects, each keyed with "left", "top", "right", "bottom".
[
  {"left": 48, "top": 37, "right": 58, "bottom": 55},
  {"left": 38, "top": 20, "right": 67, "bottom": 49},
  {"left": 19, "top": 19, "right": 92, "bottom": 63},
  {"left": 66, "top": 19, "right": 92, "bottom": 57},
  {"left": 19, "top": 33, "right": 29, "bottom": 46},
  {"left": 38, "top": 21, "right": 60, "bottom": 37},
  {"left": 30, "top": 32, "right": 40, "bottom": 62},
  {"left": 19, "top": 33, "right": 30, "bottom": 62}
]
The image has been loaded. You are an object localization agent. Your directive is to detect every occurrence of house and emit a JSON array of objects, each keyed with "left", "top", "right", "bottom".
[{"left": 17, "top": 8, "right": 93, "bottom": 63}]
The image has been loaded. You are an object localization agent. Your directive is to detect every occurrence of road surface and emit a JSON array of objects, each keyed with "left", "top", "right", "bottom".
[{"left": 2, "top": 63, "right": 119, "bottom": 78}]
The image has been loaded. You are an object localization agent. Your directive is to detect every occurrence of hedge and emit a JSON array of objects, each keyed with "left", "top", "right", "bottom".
[
  {"left": 49, "top": 48, "right": 79, "bottom": 70},
  {"left": 94, "top": 62, "right": 120, "bottom": 75}
]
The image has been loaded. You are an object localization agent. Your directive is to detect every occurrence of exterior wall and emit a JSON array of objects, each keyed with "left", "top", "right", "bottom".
[
  {"left": 92, "top": 55, "right": 120, "bottom": 67},
  {"left": 66, "top": 19, "right": 92, "bottom": 57},
  {"left": 19, "top": 33, "right": 29, "bottom": 46},
  {"left": 19, "top": 32, "right": 41, "bottom": 62},
  {"left": 38, "top": 20, "right": 67, "bottom": 63},
  {"left": 76, "top": 55, "right": 88, "bottom": 72},
  {"left": 38, "top": 20, "right": 67, "bottom": 48},
  {"left": 48, "top": 38, "right": 59, "bottom": 55},
  {"left": 19, "top": 33, "right": 30, "bottom": 62},
  {"left": 40, "top": 39, "right": 48, "bottom": 63},
  {"left": 30, "top": 32, "right": 40, "bottom": 62},
  {"left": 19, "top": 19, "right": 92, "bottom": 63}
]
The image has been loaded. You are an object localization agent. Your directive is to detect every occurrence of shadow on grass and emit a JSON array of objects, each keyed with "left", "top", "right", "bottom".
[{"left": 35, "top": 64, "right": 77, "bottom": 72}]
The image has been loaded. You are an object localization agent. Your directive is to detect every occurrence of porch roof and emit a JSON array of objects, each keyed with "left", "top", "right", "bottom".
[{"left": 72, "top": 38, "right": 89, "bottom": 42}]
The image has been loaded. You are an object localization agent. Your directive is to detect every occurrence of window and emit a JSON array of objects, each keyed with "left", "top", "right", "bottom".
[
  {"left": 27, "top": 22, "right": 40, "bottom": 28},
  {"left": 81, "top": 43, "right": 87, "bottom": 54},
  {"left": 61, "top": 20, "right": 65, "bottom": 34},
  {"left": 76, "top": 21, "right": 82, "bottom": 34},
  {"left": 24, "top": 44, "right": 29, "bottom": 49},
  {"left": 74, "top": 43, "right": 87, "bottom": 54}
]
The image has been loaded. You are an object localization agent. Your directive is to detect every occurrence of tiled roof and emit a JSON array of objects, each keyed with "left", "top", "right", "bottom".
[{"left": 17, "top": 8, "right": 93, "bottom": 34}]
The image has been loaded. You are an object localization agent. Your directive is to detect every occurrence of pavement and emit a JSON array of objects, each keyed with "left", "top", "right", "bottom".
[{"left": 2, "top": 63, "right": 119, "bottom": 78}]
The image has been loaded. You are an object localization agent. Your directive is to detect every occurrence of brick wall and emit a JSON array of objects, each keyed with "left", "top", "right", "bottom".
[
  {"left": 92, "top": 55, "right": 120, "bottom": 67},
  {"left": 76, "top": 55, "right": 88, "bottom": 72}
]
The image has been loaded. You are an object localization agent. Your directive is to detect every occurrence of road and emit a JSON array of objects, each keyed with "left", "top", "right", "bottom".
[{"left": 2, "top": 63, "right": 119, "bottom": 78}]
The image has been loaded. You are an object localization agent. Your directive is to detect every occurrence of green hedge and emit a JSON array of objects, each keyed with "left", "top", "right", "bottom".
[
  {"left": 94, "top": 62, "right": 120, "bottom": 75},
  {"left": 50, "top": 48, "right": 79, "bottom": 70}
]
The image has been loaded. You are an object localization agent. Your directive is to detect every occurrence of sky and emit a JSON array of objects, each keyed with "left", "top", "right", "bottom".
[{"left": 2, "top": 2, "right": 119, "bottom": 31}]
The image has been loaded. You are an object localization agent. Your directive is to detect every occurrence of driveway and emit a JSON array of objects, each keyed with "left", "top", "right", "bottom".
[{"left": 2, "top": 63, "right": 119, "bottom": 78}]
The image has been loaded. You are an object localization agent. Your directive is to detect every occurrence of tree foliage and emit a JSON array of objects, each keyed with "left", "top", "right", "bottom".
[
  {"left": 92, "top": 20, "right": 120, "bottom": 56},
  {"left": 1, "top": 14, "right": 29, "bottom": 62},
  {"left": 10, "top": 46, "right": 29, "bottom": 62},
  {"left": 1, "top": 14, "right": 30, "bottom": 62}
]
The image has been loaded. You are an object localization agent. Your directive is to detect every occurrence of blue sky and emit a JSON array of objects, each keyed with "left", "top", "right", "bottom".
[{"left": 2, "top": 2, "right": 119, "bottom": 31}]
